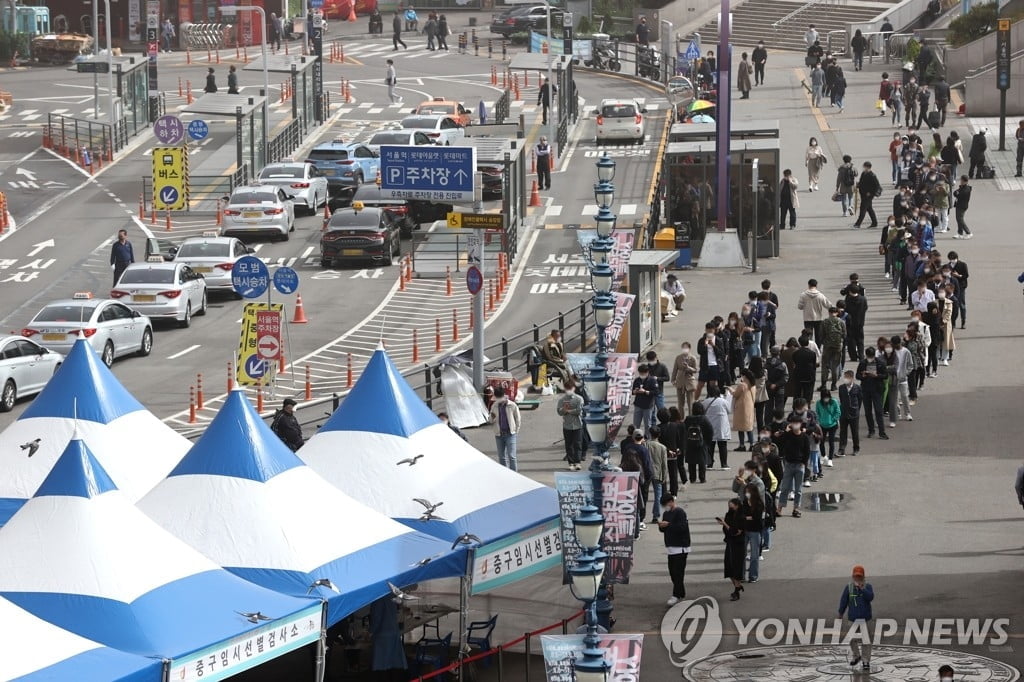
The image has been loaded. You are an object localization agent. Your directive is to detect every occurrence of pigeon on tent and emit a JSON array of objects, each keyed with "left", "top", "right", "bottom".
[
  {"left": 300, "top": 346, "right": 559, "bottom": 543},
  {"left": 0, "top": 595, "right": 161, "bottom": 682},
  {"left": 0, "top": 339, "right": 189, "bottom": 525},
  {"left": 139, "top": 390, "right": 467, "bottom": 626},
  {"left": 0, "top": 436, "right": 323, "bottom": 670}
]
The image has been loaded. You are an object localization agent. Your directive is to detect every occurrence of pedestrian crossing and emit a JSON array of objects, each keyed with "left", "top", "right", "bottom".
[
  {"left": 532, "top": 203, "right": 648, "bottom": 230},
  {"left": 336, "top": 41, "right": 461, "bottom": 62}
]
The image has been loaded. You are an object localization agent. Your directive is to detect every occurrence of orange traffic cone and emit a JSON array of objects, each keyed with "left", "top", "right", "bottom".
[
  {"left": 529, "top": 180, "right": 541, "bottom": 207},
  {"left": 347, "top": 4, "right": 357, "bottom": 21},
  {"left": 292, "top": 294, "right": 309, "bottom": 323}
]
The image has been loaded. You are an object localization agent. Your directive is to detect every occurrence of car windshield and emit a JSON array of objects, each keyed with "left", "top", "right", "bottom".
[
  {"left": 602, "top": 103, "right": 637, "bottom": 118},
  {"left": 401, "top": 118, "right": 436, "bottom": 130},
  {"left": 329, "top": 213, "right": 382, "bottom": 229},
  {"left": 33, "top": 304, "right": 97, "bottom": 323},
  {"left": 119, "top": 268, "right": 176, "bottom": 284},
  {"left": 260, "top": 167, "right": 304, "bottom": 179},
  {"left": 177, "top": 242, "right": 231, "bottom": 257},
  {"left": 369, "top": 132, "right": 410, "bottom": 145},
  {"left": 308, "top": 149, "right": 350, "bottom": 161},
  {"left": 230, "top": 192, "right": 278, "bottom": 204}
]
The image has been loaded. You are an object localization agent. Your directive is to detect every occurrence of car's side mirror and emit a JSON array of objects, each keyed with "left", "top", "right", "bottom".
[{"left": 132, "top": 310, "right": 142, "bottom": 318}]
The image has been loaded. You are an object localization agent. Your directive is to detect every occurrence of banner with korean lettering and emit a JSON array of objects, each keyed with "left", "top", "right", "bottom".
[
  {"left": 236, "top": 302, "right": 284, "bottom": 386},
  {"left": 565, "top": 353, "right": 637, "bottom": 447},
  {"left": 554, "top": 471, "right": 640, "bottom": 585},
  {"left": 168, "top": 603, "right": 323, "bottom": 682},
  {"left": 602, "top": 292, "right": 635, "bottom": 349},
  {"left": 576, "top": 229, "right": 636, "bottom": 291},
  {"left": 470, "top": 518, "right": 562, "bottom": 595},
  {"left": 540, "top": 634, "right": 644, "bottom": 682}
]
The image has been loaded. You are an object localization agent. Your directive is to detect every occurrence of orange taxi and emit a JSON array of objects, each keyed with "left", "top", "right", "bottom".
[{"left": 413, "top": 97, "right": 472, "bottom": 126}]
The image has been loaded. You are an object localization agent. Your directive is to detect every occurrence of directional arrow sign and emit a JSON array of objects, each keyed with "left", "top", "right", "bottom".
[
  {"left": 15, "top": 168, "right": 37, "bottom": 181},
  {"left": 27, "top": 239, "right": 55, "bottom": 257},
  {"left": 159, "top": 186, "right": 180, "bottom": 206},
  {"left": 257, "top": 334, "right": 280, "bottom": 359}
]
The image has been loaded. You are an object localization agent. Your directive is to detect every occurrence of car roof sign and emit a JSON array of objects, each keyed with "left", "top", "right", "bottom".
[{"left": 72, "top": 292, "right": 93, "bottom": 299}]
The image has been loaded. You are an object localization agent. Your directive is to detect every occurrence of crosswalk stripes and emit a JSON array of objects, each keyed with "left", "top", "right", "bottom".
[{"left": 7, "top": 180, "right": 39, "bottom": 189}]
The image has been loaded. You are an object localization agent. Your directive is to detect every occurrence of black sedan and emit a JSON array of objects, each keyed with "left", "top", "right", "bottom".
[
  {"left": 320, "top": 203, "right": 401, "bottom": 267},
  {"left": 489, "top": 5, "right": 563, "bottom": 37}
]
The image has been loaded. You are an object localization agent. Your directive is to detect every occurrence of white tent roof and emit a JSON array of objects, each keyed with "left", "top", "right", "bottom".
[
  {"left": 0, "top": 339, "right": 188, "bottom": 525},
  {"left": 139, "top": 390, "right": 467, "bottom": 626},
  {"left": 299, "top": 347, "right": 559, "bottom": 543}
]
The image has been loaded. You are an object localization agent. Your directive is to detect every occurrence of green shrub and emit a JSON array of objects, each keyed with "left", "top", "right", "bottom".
[
  {"left": 508, "top": 32, "right": 530, "bottom": 46},
  {"left": 577, "top": 14, "right": 593, "bottom": 34},
  {"left": 906, "top": 37, "right": 921, "bottom": 63},
  {"left": 947, "top": 3, "right": 998, "bottom": 47},
  {"left": 0, "top": 30, "right": 30, "bottom": 62}
]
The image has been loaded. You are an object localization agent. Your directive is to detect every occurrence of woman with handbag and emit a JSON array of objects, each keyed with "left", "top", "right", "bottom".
[{"left": 805, "top": 137, "right": 827, "bottom": 191}]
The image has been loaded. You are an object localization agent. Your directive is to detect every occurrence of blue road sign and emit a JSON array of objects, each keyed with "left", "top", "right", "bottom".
[
  {"left": 187, "top": 119, "right": 209, "bottom": 141},
  {"left": 684, "top": 40, "right": 700, "bottom": 60},
  {"left": 273, "top": 266, "right": 300, "bottom": 295},
  {"left": 466, "top": 265, "right": 483, "bottom": 295},
  {"left": 231, "top": 255, "right": 270, "bottom": 299},
  {"left": 158, "top": 186, "right": 179, "bottom": 206},
  {"left": 244, "top": 354, "right": 268, "bottom": 380},
  {"left": 310, "top": 0, "right": 323, "bottom": 7},
  {"left": 379, "top": 145, "right": 476, "bottom": 202}
]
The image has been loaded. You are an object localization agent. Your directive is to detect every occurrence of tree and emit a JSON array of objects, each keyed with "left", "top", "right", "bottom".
[{"left": 947, "top": 3, "right": 999, "bottom": 48}]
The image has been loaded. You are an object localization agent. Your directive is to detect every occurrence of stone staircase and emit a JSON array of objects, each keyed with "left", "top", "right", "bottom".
[{"left": 690, "top": 0, "right": 895, "bottom": 53}]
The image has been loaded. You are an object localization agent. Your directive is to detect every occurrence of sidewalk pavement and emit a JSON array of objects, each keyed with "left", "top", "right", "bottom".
[{"left": 455, "top": 49, "right": 1024, "bottom": 679}]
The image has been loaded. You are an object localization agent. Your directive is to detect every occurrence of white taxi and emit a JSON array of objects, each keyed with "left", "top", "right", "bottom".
[
  {"left": 595, "top": 98, "right": 647, "bottom": 143},
  {"left": 173, "top": 234, "right": 254, "bottom": 296},
  {"left": 111, "top": 262, "right": 208, "bottom": 328}
]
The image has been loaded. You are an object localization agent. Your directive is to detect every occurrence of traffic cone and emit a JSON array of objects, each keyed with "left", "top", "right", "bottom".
[
  {"left": 292, "top": 294, "right": 309, "bottom": 323},
  {"left": 529, "top": 180, "right": 541, "bottom": 207},
  {"left": 347, "top": 4, "right": 357, "bottom": 21}
]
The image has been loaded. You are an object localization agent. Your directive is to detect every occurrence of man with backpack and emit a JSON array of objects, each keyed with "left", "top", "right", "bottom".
[
  {"left": 835, "top": 156, "right": 858, "bottom": 217},
  {"left": 820, "top": 307, "right": 847, "bottom": 391},
  {"left": 967, "top": 130, "right": 987, "bottom": 179},
  {"left": 271, "top": 398, "right": 304, "bottom": 451},
  {"left": 682, "top": 402, "right": 714, "bottom": 484}
]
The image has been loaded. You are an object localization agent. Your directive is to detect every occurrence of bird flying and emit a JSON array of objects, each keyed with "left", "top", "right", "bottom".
[
  {"left": 236, "top": 611, "right": 273, "bottom": 624},
  {"left": 396, "top": 454, "right": 424, "bottom": 466},
  {"left": 387, "top": 581, "right": 419, "bottom": 603},
  {"left": 307, "top": 578, "right": 340, "bottom": 595},
  {"left": 451, "top": 533, "right": 482, "bottom": 550},
  {"left": 413, "top": 498, "right": 445, "bottom": 521},
  {"left": 20, "top": 439, "right": 41, "bottom": 457}
]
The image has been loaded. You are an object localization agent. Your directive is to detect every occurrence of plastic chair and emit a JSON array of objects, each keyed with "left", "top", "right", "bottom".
[
  {"left": 414, "top": 632, "right": 452, "bottom": 678},
  {"left": 466, "top": 615, "right": 498, "bottom": 667}
]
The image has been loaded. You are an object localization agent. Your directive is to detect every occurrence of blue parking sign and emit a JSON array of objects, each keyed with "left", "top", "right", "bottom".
[
  {"left": 273, "top": 267, "right": 300, "bottom": 294},
  {"left": 231, "top": 256, "right": 270, "bottom": 299}
]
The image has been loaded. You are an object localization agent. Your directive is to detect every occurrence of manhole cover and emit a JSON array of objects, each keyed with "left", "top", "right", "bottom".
[{"left": 804, "top": 491, "right": 847, "bottom": 512}]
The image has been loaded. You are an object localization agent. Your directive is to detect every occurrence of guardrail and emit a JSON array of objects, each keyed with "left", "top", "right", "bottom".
[
  {"left": 141, "top": 165, "right": 249, "bottom": 214},
  {"left": 43, "top": 113, "right": 129, "bottom": 165},
  {"left": 408, "top": 227, "right": 514, "bottom": 281},
  {"left": 267, "top": 118, "right": 303, "bottom": 164},
  {"left": 182, "top": 23, "right": 233, "bottom": 49},
  {"left": 494, "top": 88, "right": 511, "bottom": 125},
  {"left": 771, "top": 0, "right": 845, "bottom": 33}
]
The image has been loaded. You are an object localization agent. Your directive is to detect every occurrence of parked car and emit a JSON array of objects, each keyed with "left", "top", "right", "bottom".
[
  {"left": 306, "top": 140, "right": 381, "bottom": 197},
  {"left": 257, "top": 161, "right": 330, "bottom": 215},
  {"left": 111, "top": 262, "right": 208, "bottom": 328},
  {"left": 412, "top": 98, "right": 472, "bottom": 126},
  {"left": 595, "top": 98, "right": 647, "bottom": 143},
  {"left": 320, "top": 202, "right": 401, "bottom": 267},
  {"left": 221, "top": 185, "right": 296, "bottom": 241},
  {"left": 171, "top": 235, "right": 254, "bottom": 296},
  {"left": 22, "top": 294, "right": 153, "bottom": 368},
  {"left": 0, "top": 335, "right": 63, "bottom": 412},
  {"left": 366, "top": 129, "right": 436, "bottom": 154},
  {"left": 489, "top": 5, "right": 563, "bottom": 37},
  {"left": 398, "top": 115, "right": 466, "bottom": 146},
  {"left": 348, "top": 184, "right": 452, "bottom": 237},
  {"left": 477, "top": 161, "right": 504, "bottom": 198}
]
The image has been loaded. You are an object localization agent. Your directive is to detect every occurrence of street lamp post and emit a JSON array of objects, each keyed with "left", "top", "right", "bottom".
[
  {"left": 222, "top": 5, "right": 270, "bottom": 158},
  {"left": 544, "top": 0, "right": 555, "bottom": 152},
  {"left": 86, "top": 0, "right": 114, "bottom": 121}
]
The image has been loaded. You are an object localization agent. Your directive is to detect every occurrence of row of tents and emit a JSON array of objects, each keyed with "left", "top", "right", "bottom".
[{"left": 0, "top": 339, "right": 560, "bottom": 681}]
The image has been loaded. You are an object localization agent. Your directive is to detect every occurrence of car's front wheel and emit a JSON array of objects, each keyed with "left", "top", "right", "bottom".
[{"left": 0, "top": 380, "right": 16, "bottom": 412}]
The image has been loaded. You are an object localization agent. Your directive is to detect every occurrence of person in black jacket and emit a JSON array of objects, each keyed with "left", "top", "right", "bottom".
[
  {"left": 853, "top": 161, "right": 881, "bottom": 228},
  {"left": 933, "top": 76, "right": 950, "bottom": 127},
  {"left": 717, "top": 498, "right": 746, "bottom": 600},
  {"left": 752, "top": 41, "right": 767, "bottom": 85},
  {"left": 952, "top": 176, "right": 972, "bottom": 239},
  {"left": 837, "top": 370, "right": 862, "bottom": 456},
  {"left": 843, "top": 285, "right": 868, "bottom": 361},
  {"left": 660, "top": 407, "right": 684, "bottom": 493},
  {"left": 271, "top": 398, "right": 304, "bottom": 451},
  {"left": 776, "top": 415, "right": 810, "bottom": 517},
  {"left": 203, "top": 67, "right": 218, "bottom": 93},
  {"left": 915, "top": 84, "right": 932, "bottom": 130},
  {"left": 696, "top": 321, "right": 727, "bottom": 400},
  {"left": 947, "top": 251, "right": 968, "bottom": 328},
  {"left": 791, "top": 336, "right": 818, "bottom": 403},
  {"left": 658, "top": 494, "right": 691, "bottom": 605},
  {"left": 967, "top": 131, "right": 987, "bottom": 179},
  {"left": 682, "top": 402, "right": 714, "bottom": 484},
  {"left": 856, "top": 347, "right": 888, "bottom": 439}
]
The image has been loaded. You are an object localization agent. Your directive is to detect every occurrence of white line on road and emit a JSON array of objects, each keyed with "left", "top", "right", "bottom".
[
  {"left": 167, "top": 344, "right": 201, "bottom": 359},
  {"left": 300, "top": 246, "right": 314, "bottom": 259}
]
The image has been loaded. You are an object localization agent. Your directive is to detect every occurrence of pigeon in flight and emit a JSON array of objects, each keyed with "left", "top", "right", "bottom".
[
  {"left": 396, "top": 454, "right": 425, "bottom": 466},
  {"left": 451, "top": 533, "right": 482, "bottom": 550},
  {"left": 387, "top": 581, "right": 419, "bottom": 603},
  {"left": 413, "top": 498, "right": 445, "bottom": 521},
  {"left": 307, "top": 578, "right": 340, "bottom": 595},
  {"left": 20, "top": 439, "right": 41, "bottom": 457},
  {"left": 236, "top": 611, "right": 273, "bottom": 624},
  {"left": 412, "top": 553, "right": 444, "bottom": 567}
]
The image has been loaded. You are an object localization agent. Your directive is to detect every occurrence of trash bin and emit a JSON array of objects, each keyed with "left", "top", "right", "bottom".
[
  {"left": 653, "top": 226, "right": 675, "bottom": 250},
  {"left": 673, "top": 222, "right": 692, "bottom": 268}
]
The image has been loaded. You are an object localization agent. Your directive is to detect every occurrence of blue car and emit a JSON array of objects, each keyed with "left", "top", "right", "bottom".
[{"left": 305, "top": 140, "right": 381, "bottom": 199}]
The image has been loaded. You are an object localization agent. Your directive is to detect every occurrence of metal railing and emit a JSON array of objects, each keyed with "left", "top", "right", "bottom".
[
  {"left": 267, "top": 118, "right": 303, "bottom": 164},
  {"left": 182, "top": 23, "right": 233, "bottom": 49},
  {"left": 494, "top": 89, "right": 511, "bottom": 125},
  {"left": 827, "top": 30, "right": 894, "bottom": 63},
  {"left": 771, "top": 0, "right": 845, "bottom": 33},
  {"left": 141, "top": 164, "right": 249, "bottom": 214},
  {"left": 44, "top": 113, "right": 129, "bottom": 160},
  {"left": 408, "top": 227, "right": 513, "bottom": 280}
]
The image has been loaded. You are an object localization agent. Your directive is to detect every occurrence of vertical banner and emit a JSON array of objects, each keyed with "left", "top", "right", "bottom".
[
  {"left": 541, "top": 634, "right": 644, "bottom": 682},
  {"left": 602, "top": 292, "right": 635, "bottom": 349},
  {"left": 577, "top": 229, "right": 635, "bottom": 292},
  {"left": 129, "top": 0, "right": 141, "bottom": 41},
  {"left": 565, "top": 353, "right": 637, "bottom": 447},
  {"left": 554, "top": 471, "right": 640, "bottom": 585}
]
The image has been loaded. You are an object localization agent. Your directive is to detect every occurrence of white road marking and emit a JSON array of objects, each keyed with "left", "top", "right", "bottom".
[
  {"left": 545, "top": 205, "right": 562, "bottom": 217},
  {"left": 300, "top": 246, "right": 314, "bottom": 259},
  {"left": 167, "top": 344, "right": 201, "bottom": 359}
]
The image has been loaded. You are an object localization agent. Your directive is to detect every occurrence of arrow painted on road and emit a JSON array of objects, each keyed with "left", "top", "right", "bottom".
[
  {"left": 27, "top": 239, "right": 55, "bottom": 257},
  {"left": 15, "top": 167, "right": 37, "bottom": 181}
]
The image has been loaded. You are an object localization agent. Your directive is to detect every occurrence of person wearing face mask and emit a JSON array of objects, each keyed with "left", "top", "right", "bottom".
[
  {"left": 683, "top": 402, "right": 714, "bottom": 484},
  {"left": 741, "top": 482, "right": 766, "bottom": 582},
  {"left": 937, "top": 287, "right": 955, "bottom": 365},
  {"left": 901, "top": 242, "right": 923, "bottom": 306},
  {"left": 776, "top": 415, "right": 810, "bottom": 517},
  {"left": 904, "top": 326, "right": 925, "bottom": 403},
  {"left": 765, "top": 347, "right": 789, "bottom": 419},
  {"left": 837, "top": 370, "right": 861, "bottom": 456},
  {"left": 752, "top": 41, "right": 768, "bottom": 85},
  {"left": 938, "top": 664, "right": 956, "bottom": 681},
  {"left": 911, "top": 278, "right": 936, "bottom": 313},
  {"left": 843, "top": 285, "right": 868, "bottom": 361},
  {"left": 952, "top": 175, "right": 973, "bottom": 239},
  {"left": 805, "top": 137, "right": 827, "bottom": 191},
  {"left": 555, "top": 379, "right": 585, "bottom": 471},
  {"left": 922, "top": 303, "right": 942, "bottom": 377},
  {"left": 647, "top": 426, "right": 669, "bottom": 524},
  {"left": 732, "top": 370, "right": 757, "bottom": 451},
  {"left": 856, "top": 347, "right": 888, "bottom": 440},
  {"left": 696, "top": 322, "right": 727, "bottom": 401},
  {"left": 658, "top": 493, "right": 691, "bottom": 606},
  {"left": 672, "top": 342, "right": 698, "bottom": 418},
  {"left": 717, "top": 497, "right": 746, "bottom": 600},
  {"left": 815, "top": 389, "right": 841, "bottom": 466},
  {"left": 701, "top": 385, "right": 733, "bottom": 470},
  {"left": 946, "top": 251, "right": 968, "bottom": 328},
  {"left": 887, "top": 336, "right": 914, "bottom": 425},
  {"left": 853, "top": 161, "right": 881, "bottom": 228}
]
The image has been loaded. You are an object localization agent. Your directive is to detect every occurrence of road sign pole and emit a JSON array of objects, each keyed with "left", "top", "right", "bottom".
[{"left": 472, "top": 173, "right": 485, "bottom": 393}]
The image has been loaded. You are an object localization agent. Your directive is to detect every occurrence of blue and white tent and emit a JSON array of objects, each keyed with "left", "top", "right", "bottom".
[
  {"left": 0, "top": 339, "right": 189, "bottom": 525},
  {"left": 1, "top": 596, "right": 161, "bottom": 682},
  {"left": 299, "top": 347, "right": 559, "bottom": 543},
  {"left": 0, "top": 437, "right": 323, "bottom": 675},
  {"left": 138, "top": 390, "right": 467, "bottom": 626}
]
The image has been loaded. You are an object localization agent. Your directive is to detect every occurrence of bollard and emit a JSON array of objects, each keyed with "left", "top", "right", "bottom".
[
  {"left": 150, "top": 204, "right": 157, "bottom": 224},
  {"left": 345, "top": 80, "right": 351, "bottom": 103},
  {"left": 236, "top": 44, "right": 241, "bottom": 60},
  {"left": 243, "top": 44, "right": 249, "bottom": 63},
  {"left": 138, "top": 193, "right": 145, "bottom": 221},
  {"left": 186, "top": 80, "right": 193, "bottom": 105},
  {"left": 502, "top": 42, "right": 507, "bottom": 60},
  {"left": 488, "top": 279, "right": 495, "bottom": 312},
  {"left": 346, "top": 353, "right": 353, "bottom": 388},
  {"left": 435, "top": 318, "right": 442, "bottom": 352},
  {"left": 216, "top": 198, "right": 223, "bottom": 226},
  {"left": 165, "top": 210, "right": 172, "bottom": 231},
  {"left": 188, "top": 386, "right": 197, "bottom": 423},
  {"left": 279, "top": 351, "right": 286, "bottom": 374},
  {"left": 227, "top": 361, "right": 234, "bottom": 392},
  {"left": 452, "top": 309, "right": 459, "bottom": 342},
  {"left": 445, "top": 266, "right": 452, "bottom": 296},
  {"left": 207, "top": 47, "right": 212, "bottom": 62},
  {"left": 398, "top": 262, "right": 406, "bottom": 292},
  {"left": 305, "top": 364, "right": 312, "bottom": 400},
  {"left": 531, "top": 149, "right": 536, "bottom": 173},
  {"left": 186, "top": 47, "right": 192, "bottom": 64},
  {"left": 256, "top": 377, "right": 264, "bottom": 412},
  {"left": 488, "top": 39, "right": 493, "bottom": 59},
  {"left": 524, "top": 70, "right": 529, "bottom": 87},
  {"left": 178, "top": 76, "right": 183, "bottom": 97},
  {"left": 284, "top": 39, "right": 289, "bottom": 55},
  {"left": 216, "top": 50, "right": 220, "bottom": 64},
  {"left": 196, "top": 373, "right": 204, "bottom": 410},
  {"left": 412, "top": 329, "right": 419, "bottom": 363}
]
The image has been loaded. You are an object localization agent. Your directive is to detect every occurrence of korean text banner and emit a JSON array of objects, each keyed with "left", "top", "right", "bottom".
[
  {"left": 565, "top": 353, "right": 637, "bottom": 446},
  {"left": 603, "top": 292, "right": 635, "bottom": 349},
  {"left": 554, "top": 471, "right": 640, "bottom": 585},
  {"left": 540, "top": 633, "right": 644, "bottom": 682},
  {"left": 470, "top": 518, "right": 562, "bottom": 595},
  {"left": 529, "top": 30, "right": 592, "bottom": 59},
  {"left": 576, "top": 230, "right": 636, "bottom": 291}
]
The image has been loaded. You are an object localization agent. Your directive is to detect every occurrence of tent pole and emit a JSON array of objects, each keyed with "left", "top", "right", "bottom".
[
  {"left": 458, "top": 551, "right": 472, "bottom": 682},
  {"left": 314, "top": 601, "right": 327, "bottom": 682}
]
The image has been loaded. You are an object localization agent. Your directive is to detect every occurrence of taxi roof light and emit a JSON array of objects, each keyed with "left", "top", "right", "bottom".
[
  {"left": 72, "top": 292, "right": 93, "bottom": 300},
  {"left": 146, "top": 255, "right": 164, "bottom": 263},
  {"left": 352, "top": 200, "right": 364, "bottom": 212},
  {"left": 202, "top": 230, "right": 219, "bottom": 237}
]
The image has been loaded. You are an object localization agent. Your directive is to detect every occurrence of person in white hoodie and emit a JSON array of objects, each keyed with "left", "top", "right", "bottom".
[{"left": 797, "top": 278, "right": 832, "bottom": 346}]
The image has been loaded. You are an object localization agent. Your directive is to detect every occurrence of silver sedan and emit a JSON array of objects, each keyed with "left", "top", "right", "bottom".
[
  {"left": 22, "top": 295, "right": 153, "bottom": 368},
  {"left": 222, "top": 185, "right": 296, "bottom": 241},
  {"left": 257, "top": 162, "right": 329, "bottom": 215},
  {"left": 112, "top": 262, "right": 208, "bottom": 328},
  {"left": 0, "top": 336, "right": 63, "bottom": 412}
]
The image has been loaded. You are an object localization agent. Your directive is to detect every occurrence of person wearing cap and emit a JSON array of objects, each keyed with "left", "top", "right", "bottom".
[
  {"left": 271, "top": 399, "right": 304, "bottom": 451},
  {"left": 838, "top": 564, "right": 874, "bottom": 672},
  {"left": 535, "top": 136, "right": 552, "bottom": 191}
]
